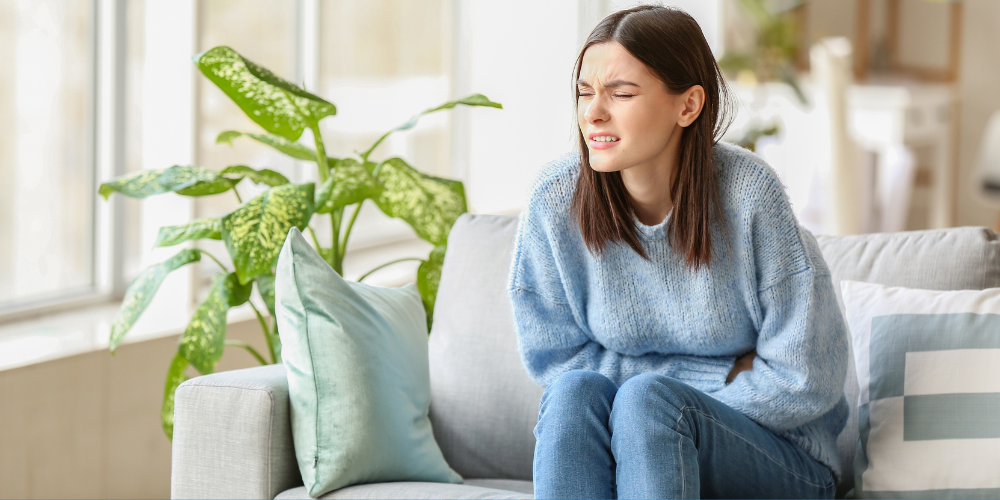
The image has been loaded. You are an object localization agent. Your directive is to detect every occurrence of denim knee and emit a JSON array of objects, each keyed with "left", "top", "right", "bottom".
[
  {"left": 537, "top": 370, "right": 617, "bottom": 434},
  {"left": 611, "top": 373, "right": 695, "bottom": 431}
]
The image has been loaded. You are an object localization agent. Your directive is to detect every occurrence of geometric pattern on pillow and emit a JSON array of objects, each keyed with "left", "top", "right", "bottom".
[{"left": 841, "top": 281, "right": 1000, "bottom": 498}]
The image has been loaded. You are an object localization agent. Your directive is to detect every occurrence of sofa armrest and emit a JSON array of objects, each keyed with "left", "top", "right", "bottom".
[{"left": 170, "top": 364, "right": 302, "bottom": 499}]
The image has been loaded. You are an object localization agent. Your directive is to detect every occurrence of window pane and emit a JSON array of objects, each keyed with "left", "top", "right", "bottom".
[
  {"left": 0, "top": 0, "right": 95, "bottom": 305},
  {"left": 319, "top": 0, "right": 454, "bottom": 247}
]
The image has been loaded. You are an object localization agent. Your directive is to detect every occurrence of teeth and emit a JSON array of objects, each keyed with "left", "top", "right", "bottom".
[{"left": 593, "top": 136, "right": 619, "bottom": 142}]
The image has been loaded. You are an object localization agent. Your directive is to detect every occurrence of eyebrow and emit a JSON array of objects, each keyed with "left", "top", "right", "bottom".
[{"left": 576, "top": 78, "right": 640, "bottom": 88}]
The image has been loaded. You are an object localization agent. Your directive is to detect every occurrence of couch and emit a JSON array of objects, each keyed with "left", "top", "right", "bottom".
[{"left": 170, "top": 214, "right": 1000, "bottom": 499}]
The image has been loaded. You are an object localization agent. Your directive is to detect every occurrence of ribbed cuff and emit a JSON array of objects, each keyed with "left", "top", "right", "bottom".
[{"left": 670, "top": 355, "right": 736, "bottom": 392}]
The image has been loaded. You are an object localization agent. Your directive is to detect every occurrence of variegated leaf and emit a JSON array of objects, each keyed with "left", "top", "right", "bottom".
[
  {"left": 154, "top": 218, "right": 222, "bottom": 247},
  {"left": 216, "top": 130, "right": 316, "bottom": 162},
  {"left": 314, "top": 158, "right": 382, "bottom": 213},
  {"left": 162, "top": 351, "right": 189, "bottom": 440},
  {"left": 361, "top": 94, "right": 502, "bottom": 159},
  {"left": 221, "top": 165, "right": 290, "bottom": 187},
  {"left": 99, "top": 165, "right": 233, "bottom": 199},
  {"left": 396, "top": 94, "right": 502, "bottom": 132},
  {"left": 417, "top": 245, "right": 447, "bottom": 331},
  {"left": 109, "top": 249, "right": 201, "bottom": 352},
  {"left": 221, "top": 183, "right": 315, "bottom": 284},
  {"left": 194, "top": 46, "right": 336, "bottom": 141},
  {"left": 179, "top": 272, "right": 251, "bottom": 375},
  {"left": 373, "top": 158, "right": 466, "bottom": 246},
  {"left": 255, "top": 273, "right": 276, "bottom": 316}
]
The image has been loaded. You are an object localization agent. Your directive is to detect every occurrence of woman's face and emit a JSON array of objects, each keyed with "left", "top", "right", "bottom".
[{"left": 576, "top": 41, "right": 702, "bottom": 173}]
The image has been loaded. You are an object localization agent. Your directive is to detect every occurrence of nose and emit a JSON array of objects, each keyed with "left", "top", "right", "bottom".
[{"left": 583, "top": 94, "right": 609, "bottom": 124}]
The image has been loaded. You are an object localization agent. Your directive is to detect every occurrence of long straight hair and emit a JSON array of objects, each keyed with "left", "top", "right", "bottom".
[{"left": 571, "top": 5, "right": 733, "bottom": 268}]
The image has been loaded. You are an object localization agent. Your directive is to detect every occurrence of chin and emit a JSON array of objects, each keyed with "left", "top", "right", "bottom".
[{"left": 587, "top": 152, "right": 625, "bottom": 173}]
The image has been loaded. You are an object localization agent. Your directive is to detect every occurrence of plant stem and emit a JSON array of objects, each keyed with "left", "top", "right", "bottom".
[
  {"left": 357, "top": 257, "right": 423, "bottom": 283},
  {"left": 200, "top": 250, "right": 230, "bottom": 273},
  {"left": 306, "top": 225, "right": 327, "bottom": 263},
  {"left": 247, "top": 300, "right": 277, "bottom": 364},
  {"left": 305, "top": 121, "right": 340, "bottom": 273},
  {"left": 360, "top": 131, "right": 391, "bottom": 163},
  {"left": 339, "top": 202, "right": 363, "bottom": 256},
  {"left": 331, "top": 208, "right": 343, "bottom": 274},
  {"left": 224, "top": 339, "right": 267, "bottom": 365},
  {"left": 233, "top": 187, "right": 243, "bottom": 204},
  {"left": 309, "top": 122, "right": 330, "bottom": 183}
]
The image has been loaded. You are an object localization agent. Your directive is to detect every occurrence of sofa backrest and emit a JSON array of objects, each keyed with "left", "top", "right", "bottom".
[
  {"left": 428, "top": 214, "right": 540, "bottom": 481},
  {"left": 428, "top": 214, "right": 1000, "bottom": 494}
]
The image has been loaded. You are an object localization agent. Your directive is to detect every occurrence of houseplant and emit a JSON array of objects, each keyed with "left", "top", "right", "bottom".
[{"left": 99, "top": 45, "right": 501, "bottom": 439}]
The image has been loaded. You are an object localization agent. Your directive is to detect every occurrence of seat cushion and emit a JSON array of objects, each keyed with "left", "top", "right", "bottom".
[
  {"left": 816, "top": 227, "right": 1000, "bottom": 497},
  {"left": 428, "top": 214, "right": 542, "bottom": 480},
  {"left": 275, "top": 479, "right": 533, "bottom": 499}
]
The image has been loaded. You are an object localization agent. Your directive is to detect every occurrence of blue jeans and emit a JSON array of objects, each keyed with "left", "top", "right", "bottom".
[{"left": 533, "top": 370, "right": 836, "bottom": 499}]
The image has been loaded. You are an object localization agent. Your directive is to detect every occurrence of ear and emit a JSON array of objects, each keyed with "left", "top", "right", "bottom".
[{"left": 677, "top": 85, "right": 705, "bottom": 128}]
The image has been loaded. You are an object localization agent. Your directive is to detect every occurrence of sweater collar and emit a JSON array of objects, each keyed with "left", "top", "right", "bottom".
[{"left": 632, "top": 210, "right": 671, "bottom": 240}]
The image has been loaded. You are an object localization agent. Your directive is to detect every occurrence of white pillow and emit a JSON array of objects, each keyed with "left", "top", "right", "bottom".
[{"left": 841, "top": 280, "right": 1000, "bottom": 498}]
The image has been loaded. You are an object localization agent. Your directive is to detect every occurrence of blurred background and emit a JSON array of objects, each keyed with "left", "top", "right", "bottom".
[{"left": 1, "top": 0, "right": 999, "bottom": 497}]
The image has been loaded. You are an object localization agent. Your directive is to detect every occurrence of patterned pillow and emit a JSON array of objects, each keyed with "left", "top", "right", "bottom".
[{"left": 841, "top": 280, "right": 1000, "bottom": 498}]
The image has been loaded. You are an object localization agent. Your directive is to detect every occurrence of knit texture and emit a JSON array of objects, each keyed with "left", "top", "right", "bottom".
[{"left": 507, "top": 142, "right": 850, "bottom": 481}]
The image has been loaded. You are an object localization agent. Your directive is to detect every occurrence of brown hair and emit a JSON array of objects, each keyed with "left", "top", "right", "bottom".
[{"left": 571, "top": 5, "right": 733, "bottom": 268}]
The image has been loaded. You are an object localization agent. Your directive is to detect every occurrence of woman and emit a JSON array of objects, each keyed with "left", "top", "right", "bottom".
[{"left": 507, "top": 6, "right": 848, "bottom": 499}]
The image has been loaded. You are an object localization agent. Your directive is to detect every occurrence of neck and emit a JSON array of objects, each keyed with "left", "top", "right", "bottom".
[{"left": 621, "top": 133, "right": 680, "bottom": 226}]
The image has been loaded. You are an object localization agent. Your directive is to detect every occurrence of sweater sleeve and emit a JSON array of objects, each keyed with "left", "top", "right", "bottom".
[
  {"left": 509, "top": 286, "right": 735, "bottom": 388},
  {"left": 707, "top": 221, "right": 849, "bottom": 431}
]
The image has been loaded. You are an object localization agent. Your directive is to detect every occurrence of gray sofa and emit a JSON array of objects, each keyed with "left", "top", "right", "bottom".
[{"left": 170, "top": 214, "right": 1000, "bottom": 499}]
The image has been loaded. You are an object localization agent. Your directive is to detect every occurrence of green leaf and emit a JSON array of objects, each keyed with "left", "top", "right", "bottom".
[
  {"left": 397, "top": 93, "right": 503, "bottom": 132},
  {"left": 221, "top": 183, "right": 315, "bottom": 284},
  {"left": 314, "top": 158, "right": 383, "bottom": 213},
  {"left": 216, "top": 130, "right": 317, "bottom": 161},
  {"left": 221, "top": 165, "right": 290, "bottom": 187},
  {"left": 162, "top": 351, "right": 189, "bottom": 441},
  {"left": 372, "top": 157, "right": 467, "bottom": 246},
  {"left": 100, "top": 165, "right": 234, "bottom": 200},
  {"left": 154, "top": 218, "right": 222, "bottom": 248},
  {"left": 417, "top": 245, "right": 446, "bottom": 331},
  {"left": 194, "top": 46, "right": 336, "bottom": 141},
  {"left": 228, "top": 273, "right": 253, "bottom": 308},
  {"left": 179, "top": 272, "right": 250, "bottom": 374},
  {"left": 255, "top": 274, "right": 276, "bottom": 317},
  {"left": 109, "top": 249, "right": 202, "bottom": 352},
  {"left": 361, "top": 93, "right": 501, "bottom": 160}
]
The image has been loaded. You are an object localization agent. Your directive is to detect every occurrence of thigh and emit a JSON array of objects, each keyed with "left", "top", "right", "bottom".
[{"left": 621, "top": 375, "right": 836, "bottom": 499}]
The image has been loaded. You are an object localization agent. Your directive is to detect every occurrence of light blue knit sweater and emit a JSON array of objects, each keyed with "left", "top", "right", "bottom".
[{"left": 507, "top": 142, "right": 849, "bottom": 481}]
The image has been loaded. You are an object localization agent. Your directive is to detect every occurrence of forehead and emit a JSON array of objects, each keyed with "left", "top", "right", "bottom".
[{"left": 578, "top": 42, "right": 654, "bottom": 85}]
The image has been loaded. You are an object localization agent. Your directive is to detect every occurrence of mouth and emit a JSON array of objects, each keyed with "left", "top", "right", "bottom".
[{"left": 587, "top": 133, "right": 620, "bottom": 150}]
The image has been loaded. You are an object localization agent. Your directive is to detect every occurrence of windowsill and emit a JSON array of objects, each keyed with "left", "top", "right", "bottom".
[{"left": 0, "top": 235, "right": 433, "bottom": 372}]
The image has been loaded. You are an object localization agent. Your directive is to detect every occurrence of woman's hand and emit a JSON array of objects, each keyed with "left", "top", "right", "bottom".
[{"left": 725, "top": 349, "right": 757, "bottom": 384}]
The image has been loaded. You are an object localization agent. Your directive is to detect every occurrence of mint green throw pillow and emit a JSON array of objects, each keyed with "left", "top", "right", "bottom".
[{"left": 275, "top": 228, "right": 462, "bottom": 498}]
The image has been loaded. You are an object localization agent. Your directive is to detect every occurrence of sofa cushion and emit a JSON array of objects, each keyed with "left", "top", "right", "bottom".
[
  {"left": 815, "top": 227, "right": 1000, "bottom": 497},
  {"left": 840, "top": 281, "right": 1000, "bottom": 497},
  {"left": 275, "top": 479, "right": 532, "bottom": 499},
  {"left": 428, "top": 214, "right": 543, "bottom": 480},
  {"left": 276, "top": 228, "right": 461, "bottom": 497}
]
